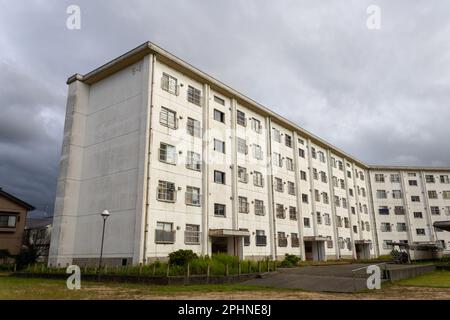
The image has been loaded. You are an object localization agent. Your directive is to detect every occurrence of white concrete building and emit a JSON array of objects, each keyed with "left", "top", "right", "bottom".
[{"left": 48, "top": 42, "right": 450, "bottom": 267}]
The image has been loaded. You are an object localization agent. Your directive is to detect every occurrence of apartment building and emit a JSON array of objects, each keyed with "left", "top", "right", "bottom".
[{"left": 48, "top": 42, "right": 450, "bottom": 267}]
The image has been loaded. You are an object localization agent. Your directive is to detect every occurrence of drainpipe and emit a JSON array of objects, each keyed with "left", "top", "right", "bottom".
[
  {"left": 265, "top": 117, "right": 277, "bottom": 260},
  {"left": 201, "top": 84, "right": 211, "bottom": 256},
  {"left": 292, "top": 132, "right": 306, "bottom": 261},
  {"left": 366, "top": 171, "right": 381, "bottom": 258},
  {"left": 326, "top": 149, "right": 340, "bottom": 260},
  {"left": 343, "top": 159, "right": 357, "bottom": 259}
]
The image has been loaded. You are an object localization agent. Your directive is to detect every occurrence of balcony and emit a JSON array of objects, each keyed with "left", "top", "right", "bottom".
[
  {"left": 256, "top": 235, "right": 267, "bottom": 246},
  {"left": 155, "top": 230, "right": 176, "bottom": 244}
]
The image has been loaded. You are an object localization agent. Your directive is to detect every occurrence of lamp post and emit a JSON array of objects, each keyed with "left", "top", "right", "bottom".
[{"left": 98, "top": 210, "right": 110, "bottom": 280}]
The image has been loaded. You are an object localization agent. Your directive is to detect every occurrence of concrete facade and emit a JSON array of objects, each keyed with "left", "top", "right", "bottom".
[{"left": 48, "top": 42, "right": 450, "bottom": 267}]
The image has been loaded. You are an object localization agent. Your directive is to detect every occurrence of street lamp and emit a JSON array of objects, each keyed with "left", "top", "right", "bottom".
[{"left": 98, "top": 210, "right": 110, "bottom": 279}]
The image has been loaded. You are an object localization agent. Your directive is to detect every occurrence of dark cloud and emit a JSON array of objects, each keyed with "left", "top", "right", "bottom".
[{"left": 1, "top": 0, "right": 450, "bottom": 217}]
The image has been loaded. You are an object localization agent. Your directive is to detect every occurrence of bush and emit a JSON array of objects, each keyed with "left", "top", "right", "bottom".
[
  {"left": 280, "top": 254, "right": 300, "bottom": 267},
  {"left": 168, "top": 249, "right": 198, "bottom": 266},
  {"left": 15, "top": 247, "right": 39, "bottom": 270}
]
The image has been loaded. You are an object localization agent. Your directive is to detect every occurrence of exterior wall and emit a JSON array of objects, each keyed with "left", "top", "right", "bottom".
[
  {"left": 0, "top": 196, "right": 28, "bottom": 255},
  {"left": 50, "top": 45, "right": 450, "bottom": 265}
]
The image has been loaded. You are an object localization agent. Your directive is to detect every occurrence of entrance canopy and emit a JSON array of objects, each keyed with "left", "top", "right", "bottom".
[
  {"left": 209, "top": 229, "right": 250, "bottom": 237},
  {"left": 355, "top": 240, "right": 372, "bottom": 245},
  {"left": 433, "top": 221, "right": 450, "bottom": 232},
  {"left": 304, "top": 236, "right": 328, "bottom": 242}
]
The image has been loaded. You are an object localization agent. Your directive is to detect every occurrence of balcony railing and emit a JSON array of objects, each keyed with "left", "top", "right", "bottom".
[
  {"left": 256, "top": 235, "right": 267, "bottom": 246},
  {"left": 155, "top": 230, "right": 176, "bottom": 244},
  {"left": 278, "top": 237, "right": 288, "bottom": 247}
]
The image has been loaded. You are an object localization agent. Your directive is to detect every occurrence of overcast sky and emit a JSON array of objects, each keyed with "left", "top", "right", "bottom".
[{"left": 1, "top": 0, "right": 450, "bottom": 218}]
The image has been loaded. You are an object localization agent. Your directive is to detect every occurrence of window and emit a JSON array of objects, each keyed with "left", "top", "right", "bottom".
[
  {"left": 331, "top": 157, "right": 336, "bottom": 168},
  {"left": 302, "top": 194, "right": 309, "bottom": 203},
  {"left": 411, "top": 196, "right": 420, "bottom": 202},
  {"left": 214, "top": 109, "right": 225, "bottom": 123},
  {"left": 428, "top": 190, "right": 438, "bottom": 199},
  {"left": 187, "top": 117, "right": 201, "bottom": 138},
  {"left": 276, "top": 204, "right": 285, "bottom": 219},
  {"left": 278, "top": 232, "right": 287, "bottom": 247},
  {"left": 338, "top": 161, "right": 344, "bottom": 171},
  {"left": 300, "top": 171, "right": 307, "bottom": 181},
  {"left": 314, "top": 189, "right": 320, "bottom": 202},
  {"left": 383, "top": 240, "right": 393, "bottom": 250},
  {"left": 332, "top": 176, "right": 338, "bottom": 188},
  {"left": 285, "top": 134, "right": 292, "bottom": 148},
  {"left": 273, "top": 152, "right": 282, "bottom": 167},
  {"left": 408, "top": 172, "right": 416, "bottom": 177},
  {"left": 214, "top": 139, "right": 225, "bottom": 153},
  {"left": 360, "top": 171, "right": 365, "bottom": 181},
  {"left": 157, "top": 181, "right": 176, "bottom": 202},
  {"left": 390, "top": 174, "right": 400, "bottom": 183},
  {"left": 440, "top": 175, "right": 450, "bottom": 184},
  {"left": 426, "top": 175, "right": 435, "bottom": 183},
  {"left": 375, "top": 174, "right": 385, "bottom": 183},
  {"left": 353, "top": 225, "right": 358, "bottom": 233},
  {"left": 317, "top": 151, "right": 326, "bottom": 163},
  {"left": 298, "top": 148, "right": 305, "bottom": 158},
  {"left": 255, "top": 200, "right": 265, "bottom": 216},
  {"left": 346, "top": 238, "right": 352, "bottom": 250},
  {"left": 187, "top": 85, "right": 201, "bottom": 106},
  {"left": 185, "top": 224, "right": 200, "bottom": 244},
  {"left": 326, "top": 236, "right": 333, "bottom": 249},
  {"left": 322, "top": 192, "right": 329, "bottom": 204},
  {"left": 275, "top": 178, "right": 283, "bottom": 192},
  {"left": 286, "top": 158, "right": 294, "bottom": 171},
  {"left": 291, "top": 233, "right": 299, "bottom": 247},
  {"left": 304, "top": 217, "right": 311, "bottom": 228},
  {"left": 159, "top": 143, "right": 177, "bottom": 164},
  {"left": 337, "top": 216, "right": 343, "bottom": 228},
  {"left": 340, "top": 179, "right": 345, "bottom": 189},
  {"left": 344, "top": 217, "right": 349, "bottom": 228},
  {"left": 446, "top": 207, "right": 450, "bottom": 216},
  {"left": 376, "top": 190, "right": 387, "bottom": 199},
  {"left": 155, "top": 222, "right": 175, "bottom": 244},
  {"left": 0, "top": 214, "right": 17, "bottom": 228},
  {"left": 316, "top": 212, "right": 322, "bottom": 224},
  {"left": 160, "top": 107, "right": 177, "bottom": 129},
  {"left": 287, "top": 181, "right": 295, "bottom": 195},
  {"left": 238, "top": 166, "right": 248, "bottom": 183},
  {"left": 414, "top": 212, "right": 423, "bottom": 219},
  {"left": 272, "top": 128, "right": 281, "bottom": 143},
  {"left": 324, "top": 213, "right": 331, "bottom": 225},
  {"left": 214, "top": 203, "right": 226, "bottom": 217},
  {"left": 185, "top": 186, "right": 201, "bottom": 206},
  {"left": 431, "top": 206, "right": 440, "bottom": 215},
  {"left": 252, "top": 144, "right": 263, "bottom": 160},
  {"left": 242, "top": 229, "right": 250, "bottom": 246},
  {"left": 214, "top": 95, "right": 225, "bottom": 105},
  {"left": 351, "top": 206, "right": 356, "bottom": 214},
  {"left": 381, "top": 223, "right": 391, "bottom": 232},
  {"left": 342, "top": 198, "right": 348, "bottom": 209},
  {"left": 298, "top": 138, "right": 304, "bottom": 145},
  {"left": 320, "top": 171, "right": 327, "bottom": 183},
  {"left": 186, "top": 151, "right": 201, "bottom": 171},
  {"left": 238, "top": 197, "right": 249, "bottom": 213},
  {"left": 313, "top": 168, "right": 318, "bottom": 180},
  {"left": 416, "top": 228, "right": 426, "bottom": 236},
  {"left": 256, "top": 230, "right": 267, "bottom": 246},
  {"left": 394, "top": 206, "right": 405, "bottom": 215},
  {"left": 392, "top": 190, "right": 402, "bottom": 199},
  {"left": 338, "top": 237, "right": 345, "bottom": 249},
  {"left": 161, "top": 73, "right": 178, "bottom": 95},
  {"left": 253, "top": 171, "right": 264, "bottom": 187},
  {"left": 237, "top": 138, "right": 248, "bottom": 155},
  {"left": 287, "top": 207, "right": 296, "bottom": 221},
  {"left": 365, "top": 222, "right": 370, "bottom": 231},
  {"left": 362, "top": 204, "right": 367, "bottom": 213},
  {"left": 236, "top": 110, "right": 246, "bottom": 126},
  {"left": 395, "top": 223, "right": 406, "bottom": 232},
  {"left": 409, "top": 180, "right": 418, "bottom": 186},
  {"left": 443, "top": 191, "right": 450, "bottom": 199},
  {"left": 214, "top": 170, "right": 226, "bottom": 184},
  {"left": 347, "top": 171, "right": 352, "bottom": 178},
  {"left": 251, "top": 118, "right": 262, "bottom": 133},
  {"left": 311, "top": 147, "right": 317, "bottom": 159},
  {"left": 379, "top": 206, "right": 389, "bottom": 215}
]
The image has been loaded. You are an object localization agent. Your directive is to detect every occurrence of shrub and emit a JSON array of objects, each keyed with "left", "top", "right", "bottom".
[
  {"left": 168, "top": 249, "right": 198, "bottom": 266},
  {"left": 15, "top": 247, "right": 39, "bottom": 270},
  {"left": 280, "top": 254, "right": 300, "bottom": 267}
]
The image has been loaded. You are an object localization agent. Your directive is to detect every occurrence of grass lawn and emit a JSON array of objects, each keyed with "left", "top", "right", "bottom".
[{"left": 396, "top": 270, "right": 450, "bottom": 288}]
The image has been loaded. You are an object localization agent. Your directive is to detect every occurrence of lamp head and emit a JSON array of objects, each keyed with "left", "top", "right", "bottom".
[{"left": 101, "top": 210, "right": 110, "bottom": 218}]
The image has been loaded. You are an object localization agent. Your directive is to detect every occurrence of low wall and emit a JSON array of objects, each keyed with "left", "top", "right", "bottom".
[
  {"left": 386, "top": 264, "right": 435, "bottom": 281},
  {"left": 14, "top": 272, "right": 267, "bottom": 285}
]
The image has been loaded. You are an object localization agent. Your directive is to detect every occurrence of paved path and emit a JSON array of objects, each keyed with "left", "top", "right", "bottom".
[{"left": 242, "top": 264, "right": 378, "bottom": 293}]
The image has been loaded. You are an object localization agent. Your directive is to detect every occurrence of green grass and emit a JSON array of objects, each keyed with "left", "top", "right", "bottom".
[
  {"left": 396, "top": 270, "right": 450, "bottom": 288},
  {"left": 0, "top": 274, "right": 286, "bottom": 300}
]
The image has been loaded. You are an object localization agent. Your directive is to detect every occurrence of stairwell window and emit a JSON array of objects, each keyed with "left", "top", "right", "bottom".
[
  {"left": 381, "top": 223, "right": 391, "bottom": 232},
  {"left": 428, "top": 190, "right": 438, "bottom": 199},
  {"left": 416, "top": 228, "right": 426, "bottom": 236},
  {"left": 273, "top": 152, "right": 283, "bottom": 167},
  {"left": 255, "top": 200, "right": 265, "bottom": 216},
  {"left": 304, "top": 217, "right": 310, "bottom": 228},
  {"left": 426, "top": 175, "right": 435, "bottom": 183},
  {"left": 316, "top": 212, "right": 322, "bottom": 225},
  {"left": 161, "top": 73, "right": 178, "bottom": 95},
  {"left": 214, "top": 139, "right": 225, "bottom": 153},
  {"left": 376, "top": 190, "right": 387, "bottom": 199},
  {"left": 214, "top": 109, "right": 225, "bottom": 123},
  {"left": 238, "top": 197, "right": 249, "bottom": 214},
  {"left": 285, "top": 134, "right": 292, "bottom": 148},
  {"left": 186, "top": 151, "right": 201, "bottom": 171},
  {"left": 214, "top": 204, "right": 226, "bottom": 217},
  {"left": 443, "top": 191, "right": 450, "bottom": 199},
  {"left": 276, "top": 204, "right": 285, "bottom": 219},
  {"left": 237, "top": 110, "right": 246, "bottom": 127},
  {"left": 289, "top": 206, "right": 297, "bottom": 220},
  {"left": 185, "top": 224, "right": 200, "bottom": 244},
  {"left": 160, "top": 107, "right": 177, "bottom": 129},
  {"left": 287, "top": 181, "right": 295, "bottom": 195},
  {"left": 185, "top": 186, "right": 201, "bottom": 206},
  {"left": 275, "top": 178, "right": 284, "bottom": 192},
  {"left": 441, "top": 175, "right": 450, "bottom": 184},
  {"left": 375, "top": 174, "right": 385, "bottom": 183},
  {"left": 298, "top": 148, "right": 305, "bottom": 158},
  {"left": 187, "top": 85, "right": 202, "bottom": 106},
  {"left": 286, "top": 157, "right": 294, "bottom": 171},
  {"left": 214, "top": 95, "right": 225, "bottom": 105},
  {"left": 252, "top": 144, "right": 263, "bottom": 160},
  {"left": 414, "top": 212, "right": 423, "bottom": 219},
  {"left": 409, "top": 180, "right": 418, "bottom": 186},
  {"left": 272, "top": 128, "right": 281, "bottom": 143},
  {"left": 237, "top": 138, "right": 248, "bottom": 155},
  {"left": 390, "top": 174, "right": 400, "bottom": 183},
  {"left": 431, "top": 206, "right": 440, "bottom": 215},
  {"left": 238, "top": 166, "right": 248, "bottom": 183},
  {"left": 392, "top": 190, "right": 402, "bottom": 199},
  {"left": 157, "top": 181, "right": 176, "bottom": 202},
  {"left": 214, "top": 170, "right": 226, "bottom": 184},
  {"left": 300, "top": 171, "right": 307, "bottom": 181},
  {"left": 251, "top": 118, "right": 262, "bottom": 133},
  {"left": 253, "top": 171, "right": 264, "bottom": 187}
]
